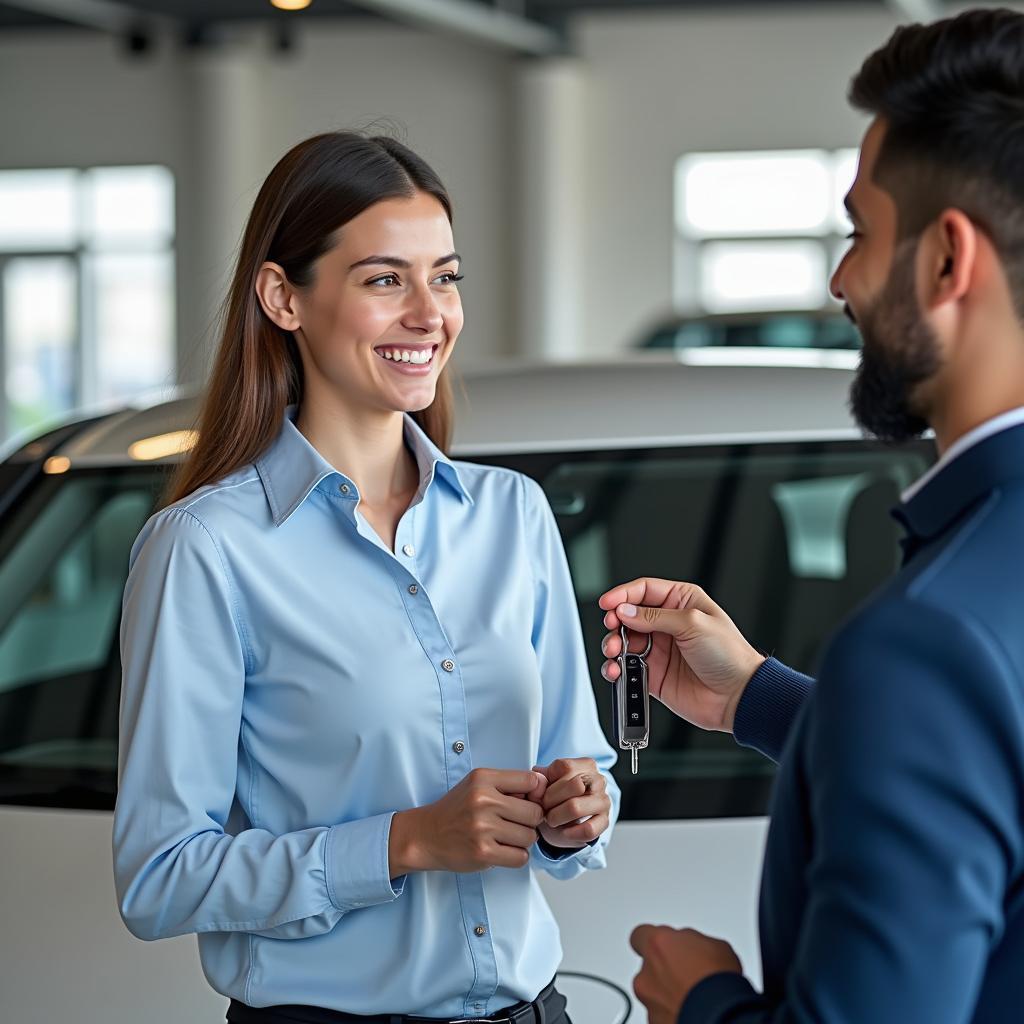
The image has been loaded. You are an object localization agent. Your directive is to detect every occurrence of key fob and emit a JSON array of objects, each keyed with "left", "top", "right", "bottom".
[{"left": 614, "top": 626, "right": 650, "bottom": 773}]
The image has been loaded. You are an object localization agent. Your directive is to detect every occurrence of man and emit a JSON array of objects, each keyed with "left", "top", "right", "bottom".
[{"left": 599, "top": 9, "right": 1024, "bottom": 1022}]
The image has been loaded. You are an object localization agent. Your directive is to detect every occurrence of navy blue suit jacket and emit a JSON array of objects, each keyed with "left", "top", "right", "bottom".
[{"left": 680, "top": 424, "right": 1024, "bottom": 1023}]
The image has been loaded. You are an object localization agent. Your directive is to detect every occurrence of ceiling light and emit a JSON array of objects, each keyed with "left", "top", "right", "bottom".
[
  {"left": 270, "top": 0, "right": 312, "bottom": 10},
  {"left": 128, "top": 430, "right": 199, "bottom": 462},
  {"left": 43, "top": 456, "right": 71, "bottom": 475}
]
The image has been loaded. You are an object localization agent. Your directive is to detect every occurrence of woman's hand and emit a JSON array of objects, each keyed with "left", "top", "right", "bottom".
[
  {"left": 389, "top": 768, "right": 546, "bottom": 876},
  {"left": 531, "top": 758, "right": 611, "bottom": 850}
]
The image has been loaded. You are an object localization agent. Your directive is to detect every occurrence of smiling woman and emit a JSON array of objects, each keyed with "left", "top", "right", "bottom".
[
  {"left": 166, "top": 134, "right": 459, "bottom": 507},
  {"left": 253, "top": 189, "right": 464, "bottom": 462},
  {"left": 113, "top": 131, "right": 618, "bottom": 1024}
]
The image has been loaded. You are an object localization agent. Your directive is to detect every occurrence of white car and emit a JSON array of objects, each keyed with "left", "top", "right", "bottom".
[{"left": 0, "top": 352, "right": 932, "bottom": 1024}]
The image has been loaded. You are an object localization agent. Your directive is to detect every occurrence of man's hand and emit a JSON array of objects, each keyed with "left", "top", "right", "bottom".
[
  {"left": 530, "top": 757, "right": 611, "bottom": 849},
  {"left": 631, "top": 924, "right": 743, "bottom": 1024},
  {"left": 599, "top": 578, "right": 766, "bottom": 733}
]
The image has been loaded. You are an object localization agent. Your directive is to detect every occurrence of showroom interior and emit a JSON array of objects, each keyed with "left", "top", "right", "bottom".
[{"left": 2, "top": 3, "right": 1021, "bottom": 1024}]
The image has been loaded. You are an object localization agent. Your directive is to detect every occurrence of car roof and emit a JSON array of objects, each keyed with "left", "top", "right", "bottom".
[{"left": 25, "top": 349, "right": 864, "bottom": 467}]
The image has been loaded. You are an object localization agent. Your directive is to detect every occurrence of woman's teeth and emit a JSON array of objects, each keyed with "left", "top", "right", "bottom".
[{"left": 379, "top": 348, "right": 433, "bottom": 365}]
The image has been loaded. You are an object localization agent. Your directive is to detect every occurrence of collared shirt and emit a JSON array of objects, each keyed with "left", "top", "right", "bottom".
[
  {"left": 113, "top": 410, "right": 619, "bottom": 1017},
  {"left": 900, "top": 405, "right": 1024, "bottom": 503}
]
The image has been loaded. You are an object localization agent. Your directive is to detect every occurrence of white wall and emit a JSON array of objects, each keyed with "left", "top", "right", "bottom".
[
  {"left": 573, "top": 4, "right": 898, "bottom": 355},
  {"left": 0, "top": 23, "right": 519, "bottom": 384},
  {"left": 0, "top": 32, "right": 194, "bottom": 390},
  {"left": 2, "top": 3, "right": 1020, "bottom": 380},
  {"left": 255, "top": 25, "right": 519, "bottom": 371}
]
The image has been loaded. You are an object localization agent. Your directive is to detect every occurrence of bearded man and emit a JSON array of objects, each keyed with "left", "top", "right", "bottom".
[{"left": 599, "top": 9, "right": 1024, "bottom": 1022}]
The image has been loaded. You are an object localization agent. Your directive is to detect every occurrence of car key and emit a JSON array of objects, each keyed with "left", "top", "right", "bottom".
[{"left": 613, "top": 625, "right": 651, "bottom": 774}]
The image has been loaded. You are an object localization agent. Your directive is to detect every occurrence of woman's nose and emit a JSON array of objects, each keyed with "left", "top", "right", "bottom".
[{"left": 403, "top": 286, "right": 444, "bottom": 333}]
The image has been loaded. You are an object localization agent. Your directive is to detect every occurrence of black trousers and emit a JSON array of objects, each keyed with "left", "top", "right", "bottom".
[{"left": 226, "top": 980, "right": 572, "bottom": 1024}]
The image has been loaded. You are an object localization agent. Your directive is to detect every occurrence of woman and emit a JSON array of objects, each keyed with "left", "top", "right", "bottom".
[{"left": 113, "top": 132, "right": 619, "bottom": 1024}]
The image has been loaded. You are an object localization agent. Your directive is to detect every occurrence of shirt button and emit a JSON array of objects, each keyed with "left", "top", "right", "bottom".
[
  {"left": 408, "top": 584, "right": 418, "bottom": 595},
  {"left": 402, "top": 544, "right": 415, "bottom": 557},
  {"left": 441, "top": 659, "right": 455, "bottom": 673},
  {"left": 474, "top": 925, "right": 487, "bottom": 937},
  {"left": 452, "top": 741, "right": 465, "bottom": 754},
  {"left": 339, "top": 483, "right": 350, "bottom": 495}
]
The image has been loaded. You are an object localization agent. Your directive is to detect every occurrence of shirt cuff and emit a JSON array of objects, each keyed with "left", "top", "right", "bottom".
[
  {"left": 535, "top": 835, "right": 599, "bottom": 862},
  {"left": 733, "top": 656, "right": 814, "bottom": 763},
  {"left": 324, "top": 811, "right": 406, "bottom": 912},
  {"left": 678, "top": 971, "right": 761, "bottom": 1022}
]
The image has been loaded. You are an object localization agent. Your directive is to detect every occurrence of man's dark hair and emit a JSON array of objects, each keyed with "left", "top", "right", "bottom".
[{"left": 849, "top": 7, "right": 1024, "bottom": 317}]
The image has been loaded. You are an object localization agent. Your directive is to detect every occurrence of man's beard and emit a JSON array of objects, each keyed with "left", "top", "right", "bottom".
[{"left": 848, "top": 238, "right": 941, "bottom": 444}]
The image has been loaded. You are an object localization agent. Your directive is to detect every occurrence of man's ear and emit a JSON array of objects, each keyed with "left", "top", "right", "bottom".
[
  {"left": 255, "top": 262, "right": 301, "bottom": 331},
  {"left": 923, "top": 208, "right": 977, "bottom": 311}
]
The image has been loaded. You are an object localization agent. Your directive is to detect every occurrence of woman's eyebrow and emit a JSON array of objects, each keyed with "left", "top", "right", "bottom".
[{"left": 348, "top": 252, "right": 462, "bottom": 271}]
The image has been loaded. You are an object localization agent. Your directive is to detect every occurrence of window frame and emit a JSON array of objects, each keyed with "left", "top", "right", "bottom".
[
  {"left": 0, "top": 165, "right": 176, "bottom": 445},
  {"left": 673, "top": 148, "right": 858, "bottom": 316}
]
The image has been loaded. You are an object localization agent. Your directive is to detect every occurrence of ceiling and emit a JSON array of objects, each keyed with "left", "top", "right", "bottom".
[{"left": 0, "top": 0, "right": 914, "bottom": 36}]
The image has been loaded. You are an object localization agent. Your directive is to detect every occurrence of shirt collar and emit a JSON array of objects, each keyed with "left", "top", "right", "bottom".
[
  {"left": 900, "top": 406, "right": 1024, "bottom": 503},
  {"left": 892, "top": 411, "right": 1024, "bottom": 547},
  {"left": 255, "top": 407, "right": 472, "bottom": 527}
]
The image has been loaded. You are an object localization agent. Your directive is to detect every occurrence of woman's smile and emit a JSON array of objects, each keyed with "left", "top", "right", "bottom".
[{"left": 374, "top": 341, "right": 440, "bottom": 374}]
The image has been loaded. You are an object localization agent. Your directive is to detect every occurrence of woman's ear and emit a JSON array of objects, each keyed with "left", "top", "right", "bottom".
[{"left": 256, "top": 262, "right": 301, "bottom": 331}]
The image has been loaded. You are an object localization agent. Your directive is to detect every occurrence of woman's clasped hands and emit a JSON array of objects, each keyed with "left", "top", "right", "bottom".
[
  {"left": 389, "top": 758, "right": 610, "bottom": 877},
  {"left": 531, "top": 757, "right": 612, "bottom": 851}
]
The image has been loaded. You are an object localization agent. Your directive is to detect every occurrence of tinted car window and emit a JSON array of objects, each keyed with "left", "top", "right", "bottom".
[
  {"left": 479, "top": 440, "right": 932, "bottom": 819},
  {"left": 0, "top": 470, "right": 161, "bottom": 807},
  {"left": 640, "top": 314, "right": 861, "bottom": 351},
  {"left": 0, "top": 440, "right": 930, "bottom": 815}
]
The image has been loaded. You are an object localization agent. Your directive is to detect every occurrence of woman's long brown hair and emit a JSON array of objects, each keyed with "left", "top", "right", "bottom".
[{"left": 164, "top": 132, "right": 455, "bottom": 507}]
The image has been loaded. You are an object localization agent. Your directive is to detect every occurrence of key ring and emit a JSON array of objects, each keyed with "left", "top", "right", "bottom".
[{"left": 620, "top": 624, "right": 653, "bottom": 660}]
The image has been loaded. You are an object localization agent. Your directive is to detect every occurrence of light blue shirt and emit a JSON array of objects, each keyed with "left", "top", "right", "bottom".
[{"left": 113, "top": 409, "right": 619, "bottom": 1017}]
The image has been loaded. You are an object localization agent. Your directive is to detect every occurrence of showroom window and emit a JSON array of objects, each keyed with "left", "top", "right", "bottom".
[
  {"left": 674, "top": 148, "right": 857, "bottom": 313},
  {"left": 0, "top": 166, "right": 176, "bottom": 445}
]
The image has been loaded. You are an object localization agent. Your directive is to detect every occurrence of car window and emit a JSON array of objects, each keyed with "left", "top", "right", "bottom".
[
  {"left": 474, "top": 440, "right": 933, "bottom": 819},
  {"left": 640, "top": 313, "right": 861, "bottom": 350},
  {"left": 0, "top": 470, "right": 161, "bottom": 807},
  {"left": 0, "top": 440, "right": 931, "bottom": 815}
]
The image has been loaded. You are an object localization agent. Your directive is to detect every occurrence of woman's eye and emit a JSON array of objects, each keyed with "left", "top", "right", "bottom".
[
  {"left": 434, "top": 272, "right": 464, "bottom": 285},
  {"left": 368, "top": 274, "right": 399, "bottom": 287},
  {"left": 845, "top": 231, "right": 862, "bottom": 242}
]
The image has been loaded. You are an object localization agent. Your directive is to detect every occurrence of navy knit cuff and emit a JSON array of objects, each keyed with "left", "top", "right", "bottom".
[{"left": 733, "top": 657, "right": 814, "bottom": 763}]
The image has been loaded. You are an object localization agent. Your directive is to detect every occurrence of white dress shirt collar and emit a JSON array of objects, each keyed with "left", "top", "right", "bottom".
[{"left": 901, "top": 406, "right": 1024, "bottom": 504}]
